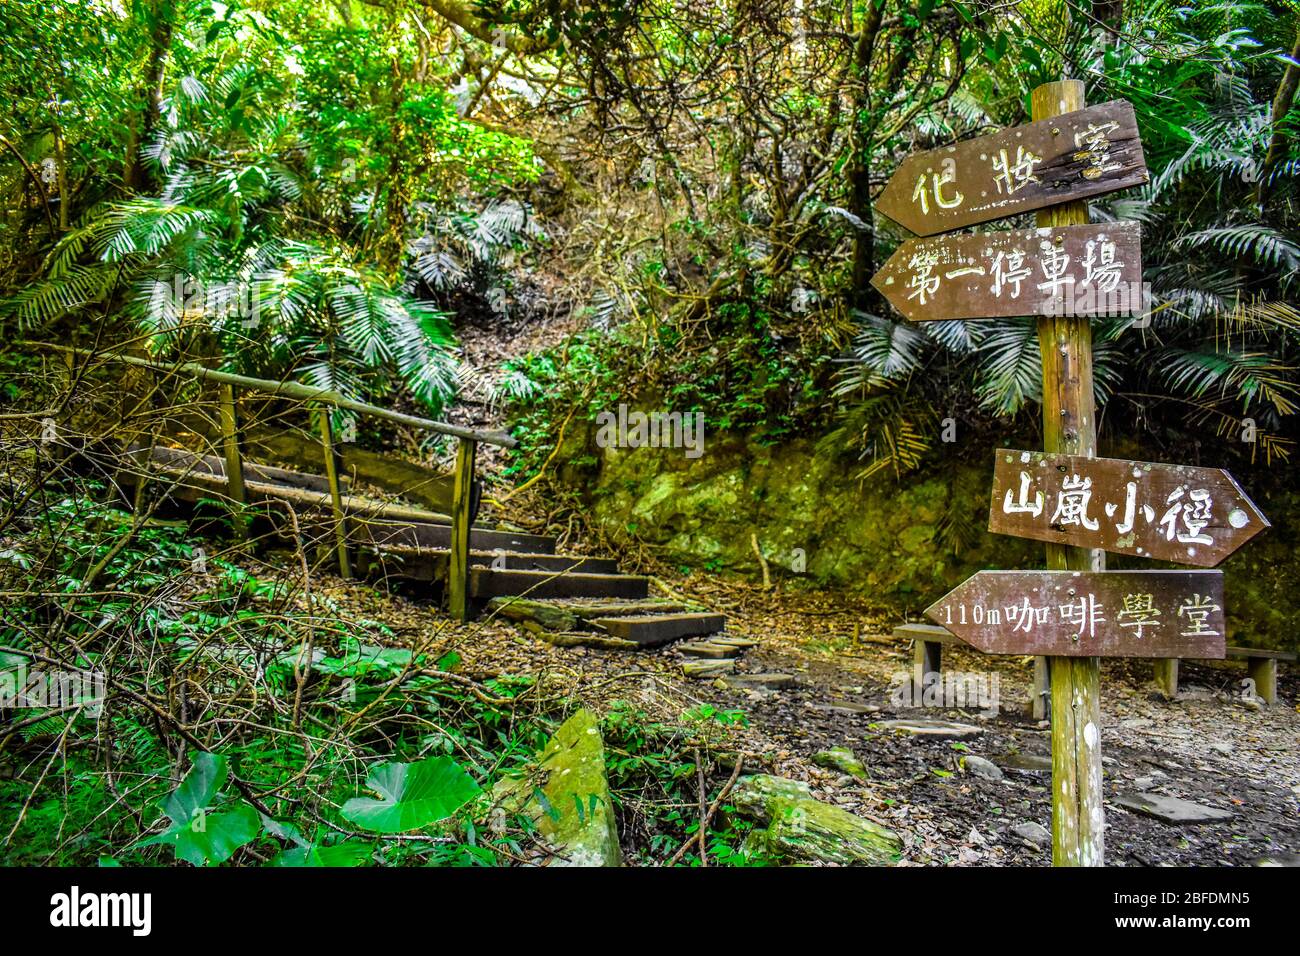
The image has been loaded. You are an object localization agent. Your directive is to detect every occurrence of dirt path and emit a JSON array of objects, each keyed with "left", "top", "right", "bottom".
[{"left": 334, "top": 574, "right": 1299, "bottom": 866}]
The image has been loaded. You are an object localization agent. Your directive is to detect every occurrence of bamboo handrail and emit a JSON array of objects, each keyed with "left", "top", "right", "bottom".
[{"left": 25, "top": 343, "right": 517, "bottom": 448}]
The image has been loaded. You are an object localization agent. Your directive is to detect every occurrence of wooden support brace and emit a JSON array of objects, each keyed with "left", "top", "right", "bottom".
[
  {"left": 219, "top": 382, "right": 247, "bottom": 540},
  {"left": 318, "top": 408, "right": 351, "bottom": 579},
  {"left": 448, "top": 437, "right": 477, "bottom": 622}
]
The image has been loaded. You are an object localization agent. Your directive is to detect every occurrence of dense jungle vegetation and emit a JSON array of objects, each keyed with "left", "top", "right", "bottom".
[{"left": 1, "top": 0, "right": 1298, "bottom": 867}]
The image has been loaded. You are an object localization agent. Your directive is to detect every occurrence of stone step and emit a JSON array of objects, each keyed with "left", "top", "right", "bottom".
[
  {"left": 592, "top": 613, "right": 727, "bottom": 647},
  {"left": 677, "top": 641, "right": 741, "bottom": 659},
  {"left": 469, "top": 567, "right": 649, "bottom": 600},
  {"left": 684, "top": 659, "right": 736, "bottom": 679}
]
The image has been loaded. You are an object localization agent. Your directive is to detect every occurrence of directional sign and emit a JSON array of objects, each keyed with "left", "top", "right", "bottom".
[
  {"left": 871, "top": 223, "right": 1141, "bottom": 322},
  {"left": 876, "top": 100, "right": 1148, "bottom": 236},
  {"left": 989, "top": 449, "right": 1269, "bottom": 567},
  {"left": 925, "top": 570, "right": 1226, "bottom": 658}
]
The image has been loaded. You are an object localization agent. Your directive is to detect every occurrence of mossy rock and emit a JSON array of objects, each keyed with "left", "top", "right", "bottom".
[
  {"left": 497, "top": 709, "right": 622, "bottom": 866},
  {"left": 812, "top": 746, "right": 868, "bottom": 780},
  {"left": 731, "top": 774, "right": 812, "bottom": 821},
  {"left": 762, "top": 797, "right": 902, "bottom": 866}
]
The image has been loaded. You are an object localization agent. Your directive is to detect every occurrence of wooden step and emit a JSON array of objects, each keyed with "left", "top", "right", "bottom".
[
  {"left": 355, "top": 520, "right": 555, "bottom": 554},
  {"left": 470, "top": 552, "right": 618, "bottom": 574},
  {"left": 469, "top": 567, "right": 649, "bottom": 600},
  {"left": 592, "top": 613, "right": 726, "bottom": 647},
  {"left": 361, "top": 548, "right": 612, "bottom": 582}
]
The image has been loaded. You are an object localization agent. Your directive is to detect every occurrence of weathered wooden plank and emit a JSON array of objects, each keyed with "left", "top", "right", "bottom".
[
  {"left": 876, "top": 99, "right": 1148, "bottom": 236},
  {"left": 989, "top": 448, "right": 1269, "bottom": 567},
  {"left": 871, "top": 223, "right": 1141, "bottom": 322},
  {"left": 926, "top": 569, "right": 1227, "bottom": 658}
]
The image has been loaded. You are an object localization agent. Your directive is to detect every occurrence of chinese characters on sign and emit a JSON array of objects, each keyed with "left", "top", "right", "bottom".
[
  {"left": 872, "top": 224, "right": 1143, "bottom": 322},
  {"left": 875, "top": 100, "right": 1149, "bottom": 235},
  {"left": 989, "top": 449, "right": 1269, "bottom": 567},
  {"left": 925, "top": 570, "right": 1226, "bottom": 658}
]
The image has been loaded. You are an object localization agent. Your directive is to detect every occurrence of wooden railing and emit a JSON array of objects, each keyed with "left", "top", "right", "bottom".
[{"left": 35, "top": 345, "right": 516, "bottom": 621}]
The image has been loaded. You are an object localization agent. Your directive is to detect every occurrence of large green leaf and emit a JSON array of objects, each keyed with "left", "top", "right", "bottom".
[
  {"left": 272, "top": 842, "right": 375, "bottom": 867},
  {"left": 169, "top": 805, "right": 261, "bottom": 867},
  {"left": 341, "top": 756, "right": 480, "bottom": 833},
  {"left": 140, "top": 752, "right": 261, "bottom": 866},
  {"left": 161, "top": 751, "right": 227, "bottom": 826}
]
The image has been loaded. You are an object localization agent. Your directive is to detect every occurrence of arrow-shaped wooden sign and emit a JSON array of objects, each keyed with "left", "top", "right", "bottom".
[
  {"left": 925, "top": 570, "right": 1226, "bottom": 658},
  {"left": 870, "top": 223, "right": 1141, "bottom": 322},
  {"left": 876, "top": 100, "right": 1148, "bottom": 236},
  {"left": 988, "top": 449, "right": 1269, "bottom": 567}
]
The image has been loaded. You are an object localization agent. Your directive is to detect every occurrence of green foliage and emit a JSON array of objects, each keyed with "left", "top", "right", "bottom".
[
  {"left": 341, "top": 757, "right": 482, "bottom": 834},
  {"left": 138, "top": 753, "right": 260, "bottom": 866}
]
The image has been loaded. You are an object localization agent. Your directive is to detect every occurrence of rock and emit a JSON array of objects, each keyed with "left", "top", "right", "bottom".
[
  {"left": 1114, "top": 793, "right": 1234, "bottom": 824},
  {"left": 731, "top": 774, "right": 813, "bottom": 819},
  {"left": 1000, "top": 752, "right": 1052, "bottom": 773},
  {"left": 683, "top": 659, "right": 735, "bottom": 678},
  {"left": 761, "top": 797, "right": 902, "bottom": 866},
  {"left": 812, "top": 746, "right": 868, "bottom": 780},
  {"left": 963, "top": 755, "right": 1003, "bottom": 781},
  {"left": 724, "top": 672, "right": 796, "bottom": 690},
  {"left": 487, "top": 597, "right": 578, "bottom": 632},
  {"left": 732, "top": 774, "right": 902, "bottom": 865},
  {"left": 876, "top": 718, "right": 984, "bottom": 739},
  {"left": 496, "top": 709, "right": 621, "bottom": 866},
  {"left": 1012, "top": 822, "right": 1050, "bottom": 846},
  {"left": 826, "top": 699, "right": 880, "bottom": 715}
]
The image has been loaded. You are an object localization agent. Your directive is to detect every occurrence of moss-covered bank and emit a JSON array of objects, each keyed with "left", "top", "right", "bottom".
[{"left": 559, "top": 422, "right": 1297, "bottom": 653}]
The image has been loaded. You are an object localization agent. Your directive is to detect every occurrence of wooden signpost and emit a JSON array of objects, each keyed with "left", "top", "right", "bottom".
[
  {"left": 875, "top": 99, "right": 1148, "bottom": 236},
  {"left": 927, "top": 570, "right": 1226, "bottom": 658},
  {"left": 869, "top": 223, "right": 1141, "bottom": 322},
  {"left": 873, "top": 80, "right": 1269, "bottom": 867},
  {"left": 989, "top": 449, "right": 1269, "bottom": 566}
]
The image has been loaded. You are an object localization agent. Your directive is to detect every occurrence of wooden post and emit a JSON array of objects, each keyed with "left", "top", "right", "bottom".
[
  {"left": 318, "top": 408, "right": 351, "bottom": 579},
  {"left": 912, "top": 637, "right": 942, "bottom": 701},
  {"left": 1032, "top": 79, "right": 1105, "bottom": 867},
  {"left": 1152, "top": 658, "right": 1179, "bottom": 699},
  {"left": 1246, "top": 656, "right": 1277, "bottom": 705},
  {"left": 1031, "top": 657, "right": 1051, "bottom": 719},
  {"left": 447, "top": 437, "right": 477, "bottom": 622},
  {"left": 218, "top": 382, "right": 247, "bottom": 540}
]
